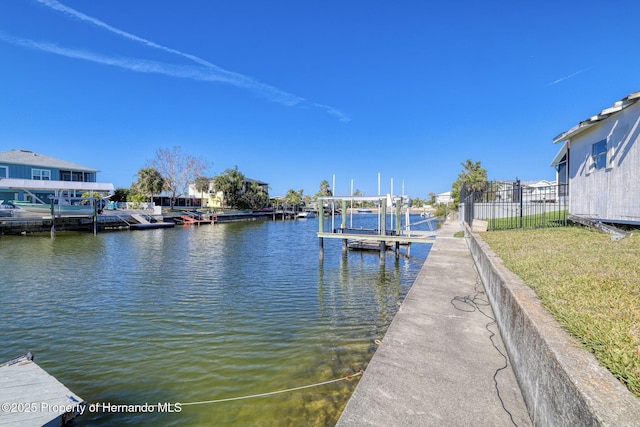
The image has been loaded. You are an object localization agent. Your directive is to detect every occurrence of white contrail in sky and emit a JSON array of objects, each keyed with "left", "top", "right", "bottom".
[
  {"left": 545, "top": 67, "right": 592, "bottom": 87},
  {"left": 0, "top": 32, "right": 263, "bottom": 87},
  {"left": 29, "top": 0, "right": 350, "bottom": 121},
  {"left": 36, "top": 0, "right": 234, "bottom": 72}
]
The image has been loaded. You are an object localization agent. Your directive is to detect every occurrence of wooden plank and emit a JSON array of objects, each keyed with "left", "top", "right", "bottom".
[{"left": 0, "top": 354, "right": 85, "bottom": 426}]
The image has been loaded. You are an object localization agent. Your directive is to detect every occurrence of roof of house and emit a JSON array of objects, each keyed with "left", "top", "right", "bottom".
[
  {"left": 553, "top": 91, "right": 640, "bottom": 144},
  {"left": 550, "top": 142, "right": 568, "bottom": 167},
  {"left": 0, "top": 149, "right": 99, "bottom": 172},
  {"left": 522, "top": 180, "right": 555, "bottom": 188},
  {"left": 245, "top": 177, "right": 269, "bottom": 186}
]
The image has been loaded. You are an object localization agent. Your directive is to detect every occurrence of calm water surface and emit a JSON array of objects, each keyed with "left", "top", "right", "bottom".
[{"left": 0, "top": 215, "right": 433, "bottom": 426}]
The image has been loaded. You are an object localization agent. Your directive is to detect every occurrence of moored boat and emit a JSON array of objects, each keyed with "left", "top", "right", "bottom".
[
  {"left": 10, "top": 200, "right": 95, "bottom": 216},
  {"left": 296, "top": 211, "right": 316, "bottom": 219}
]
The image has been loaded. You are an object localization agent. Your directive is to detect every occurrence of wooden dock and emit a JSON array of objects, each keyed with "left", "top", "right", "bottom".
[
  {"left": 179, "top": 212, "right": 217, "bottom": 225},
  {"left": 0, "top": 353, "right": 85, "bottom": 426}
]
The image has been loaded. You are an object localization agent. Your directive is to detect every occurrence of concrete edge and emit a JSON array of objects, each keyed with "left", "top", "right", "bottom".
[{"left": 464, "top": 223, "right": 640, "bottom": 426}]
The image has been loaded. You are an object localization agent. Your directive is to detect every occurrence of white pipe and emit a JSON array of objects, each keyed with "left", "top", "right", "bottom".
[
  {"left": 390, "top": 178, "right": 394, "bottom": 230},
  {"left": 350, "top": 179, "right": 353, "bottom": 228},
  {"left": 331, "top": 174, "right": 335, "bottom": 231},
  {"left": 377, "top": 173, "right": 381, "bottom": 232}
]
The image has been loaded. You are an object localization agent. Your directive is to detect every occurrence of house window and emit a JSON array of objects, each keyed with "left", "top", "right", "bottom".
[
  {"left": 60, "top": 170, "right": 84, "bottom": 182},
  {"left": 555, "top": 153, "right": 568, "bottom": 184},
  {"left": 592, "top": 140, "right": 607, "bottom": 170},
  {"left": 0, "top": 166, "right": 7, "bottom": 178},
  {"left": 32, "top": 169, "right": 51, "bottom": 180}
]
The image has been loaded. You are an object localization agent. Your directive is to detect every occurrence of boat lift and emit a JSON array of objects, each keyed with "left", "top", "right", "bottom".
[{"left": 316, "top": 194, "right": 436, "bottom": 260}]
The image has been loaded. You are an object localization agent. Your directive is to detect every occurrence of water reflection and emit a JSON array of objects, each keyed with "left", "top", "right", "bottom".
[{"left": 0, "top": 216, "right": 432, "bottom": 426}]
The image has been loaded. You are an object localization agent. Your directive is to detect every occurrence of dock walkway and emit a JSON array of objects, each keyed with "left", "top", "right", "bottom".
[
  {"left": 337, "top": 220, "right": 532, "bottom": 426},
  {"left": 0, "top": 353, "right": 85, "bottom": 426}
]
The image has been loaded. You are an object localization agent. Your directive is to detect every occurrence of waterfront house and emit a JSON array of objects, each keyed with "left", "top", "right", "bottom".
[
  {"left": 0, "top": 149, "right": 114, "bottom": 207},
  {"left": 436, "top": 191, "right": 453, "bottom": 205},
  {"left": 552, "top": 90, "right": 640, "bottom": 225},
  {"left": 521, "top": 180, "right": 557, "bottom": 203},
  {"left": 189, "top": 177, "right": 269, "bottom": 209}
]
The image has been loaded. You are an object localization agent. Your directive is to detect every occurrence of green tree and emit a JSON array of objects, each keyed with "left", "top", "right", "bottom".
[
  {"left": 427, "top": 192, "right": 437, "bottom": 205},
  {"left": 111, "top": 188, "right": 130, "bottom": 203},
  {"left": 79, "top": 191, "right": 107, "bottom": 210},
  {"left": 238, "top": 181, "right": 270, "bottom": 210},
  {"left": 212, "top": 166, "right": 245, "bottom": 208},
  {"left": 314, "top": 180, "right": 332, "bottom": 199},
  {"left": 412, "top": 197, "right": 424, "bottom": 208},
  {"left": 127, "top": 188, "right": 148, "bottom": 209},
  {"left": 351, "top": 189, "right": 363, "bottom": 208},
  {"left": 434, "top": 202, "right": 449, "bottom": 218},
  {"left": 451, "top": 159, "right": 488, "bottom": 208},
  {"left": 194, "top": 175, "right": 211, "bottom": 207},
  {"left": 283, "top": 188, "right": 304, "bottom": 206},
  {"left": 80, "top": 191, "right": 107, "bottom": 200},
  {"left": 134, "top": 167, "right": 165, "bottom": 203}
]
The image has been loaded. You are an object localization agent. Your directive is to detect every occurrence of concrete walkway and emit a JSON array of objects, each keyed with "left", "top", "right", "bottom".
[{"left": 337, "top": 220, "right": 532, "bottom": 426}]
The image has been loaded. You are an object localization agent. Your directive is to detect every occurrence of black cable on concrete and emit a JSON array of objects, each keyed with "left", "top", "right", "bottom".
[{"left": 450, "top": 275, "right": 518, "bottom": 427}]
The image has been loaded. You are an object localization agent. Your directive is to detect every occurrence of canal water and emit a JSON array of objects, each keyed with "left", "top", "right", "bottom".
[{"left": 0, "top": 214, "right": 434, "bottom": 426}]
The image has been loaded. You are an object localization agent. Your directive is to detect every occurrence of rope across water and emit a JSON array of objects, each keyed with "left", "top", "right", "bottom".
[{"left": 180, "top": 370, "right": 365, "bottom": 406}]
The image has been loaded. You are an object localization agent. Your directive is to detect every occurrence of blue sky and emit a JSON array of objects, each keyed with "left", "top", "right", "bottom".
[{"left": 1, "top": 1, "right": 640, "bottom": 198}]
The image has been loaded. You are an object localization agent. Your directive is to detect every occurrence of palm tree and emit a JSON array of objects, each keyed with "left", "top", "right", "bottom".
[
  {"left": 239, "top": 181, "right": 270, "bottom": 210},
  {"left": 194, "top": 176, "right": 211, "bottom": 208},
  {"left": 135, "top": 167, "right": 165, "bottom": 205},
  {"left": 315, "top": 180, "right": 332, "bottom": 199},
  {"left": 212, "top": 166, "right": 245, "bottom": 208},
  {"left": 451, "top": 159, "right": 488, "bottom": 208},
  {"left": 284, "top": 188, "right": 303, "bottom": 206}
]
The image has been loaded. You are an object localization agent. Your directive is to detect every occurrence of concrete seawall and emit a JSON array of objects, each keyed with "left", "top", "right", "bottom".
[
  {"left": 465, "top": 224, "right": 640, "bottom": 425},
  {"left": 337, "top": 220, "right": 531, "bottom": 426}
]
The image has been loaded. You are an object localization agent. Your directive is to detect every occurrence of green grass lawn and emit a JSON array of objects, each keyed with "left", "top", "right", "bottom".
[
  {"left": 480, "top": 226, "right": 640, "bottom": 399},
  {"left": 488, "top": 210, "right": 568, "bottom": 230}
]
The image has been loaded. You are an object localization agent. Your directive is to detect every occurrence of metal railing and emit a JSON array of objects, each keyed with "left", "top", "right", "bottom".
[{"left": 461, "top": 180, "right": 568, "bottom": 230}]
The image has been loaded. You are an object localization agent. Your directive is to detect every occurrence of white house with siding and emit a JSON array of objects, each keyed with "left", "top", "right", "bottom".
[
  {"left": 552, "top": 91, "right": 640, "bottom": 225},
  {"left": 521, "top": 180, "right": 557, "bottom": 203},
  {"left": 436, "top": 191, "right": 453, "bottom": 205}
]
